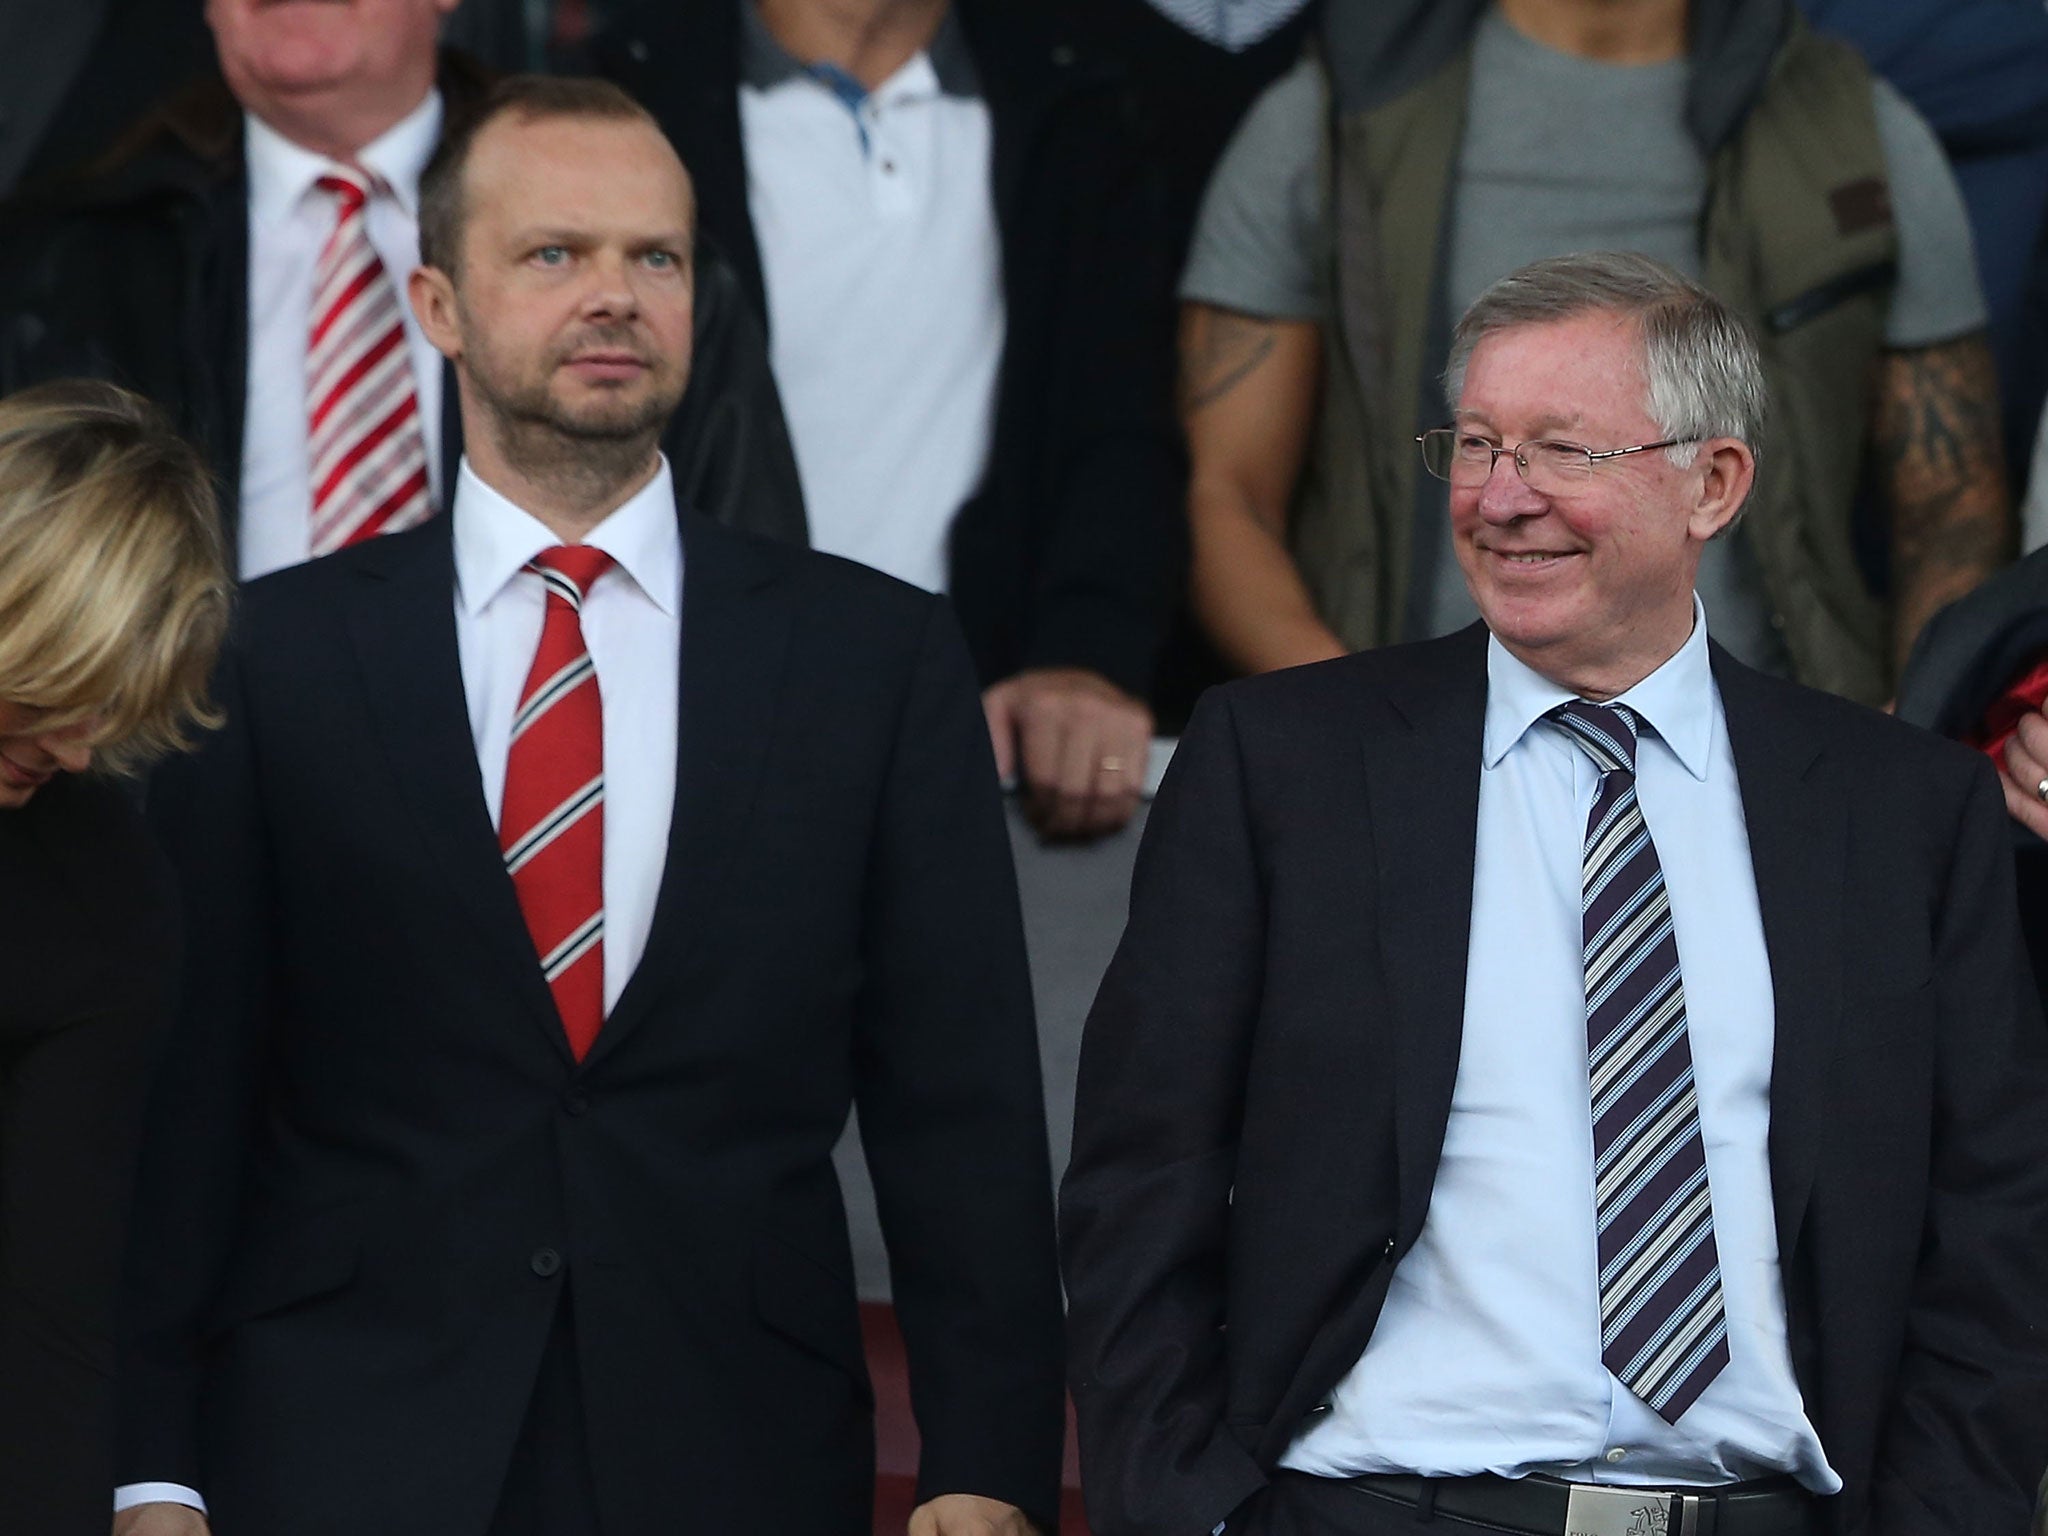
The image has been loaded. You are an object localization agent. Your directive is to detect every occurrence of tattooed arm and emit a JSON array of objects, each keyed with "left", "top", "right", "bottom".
[
  {"left": 1873, "top": 333, "right": 2013, "bottom": 672},
  {"left": 1181, "top": 301, "right": 1342, "bottom": 674}
]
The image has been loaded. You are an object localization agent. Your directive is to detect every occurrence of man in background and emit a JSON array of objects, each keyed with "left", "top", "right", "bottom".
[{"left": 0, "top": 0, "right": 802, "bottom": 577}]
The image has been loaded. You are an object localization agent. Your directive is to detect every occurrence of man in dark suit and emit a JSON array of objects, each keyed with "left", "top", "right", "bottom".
[
  {"left": 596, "top": 0, "right": 1184, "bottom": 840},
  {"left": 115, "top": 76, "right": 1063, "bottom": 1536},
  {"left": 0, "top": 0, "right": 804, "bottom": 575},
  {"left": 1060, "top": 252, "right": 2048, "bottom": 1536}
]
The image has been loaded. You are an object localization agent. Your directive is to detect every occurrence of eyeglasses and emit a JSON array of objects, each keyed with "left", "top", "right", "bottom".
[{"left": 1416, "top": 427, "right": 1698, "bottom": 494}]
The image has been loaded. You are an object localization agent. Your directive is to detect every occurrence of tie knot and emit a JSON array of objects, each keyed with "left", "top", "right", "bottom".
[
  {"left": 528, "top": 546, "right": 615, "bottom": 611},
  {"left": 1549, "top": 699, "right": 1639, "bottom": 777},
  {"left": 316, "top": 171, "right": 375, "bottom": 213}
]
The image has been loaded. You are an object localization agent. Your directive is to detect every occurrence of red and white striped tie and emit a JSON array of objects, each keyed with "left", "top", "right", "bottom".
[
  {"left": 306, "top": 171, "right": 432, "bottom": 555},
  {"left": 501, "top": 547, "right": 614, "bottom": 1061}
]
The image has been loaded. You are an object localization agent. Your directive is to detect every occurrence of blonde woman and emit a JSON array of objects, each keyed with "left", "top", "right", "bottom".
[{"left": 0, "top": 381, "right": 228, "bottom": 1533}]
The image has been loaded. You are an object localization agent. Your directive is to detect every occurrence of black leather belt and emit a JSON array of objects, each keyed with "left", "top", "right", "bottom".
[{"left": 1339, "top": 1472, "right": 1821, "bottom": 1536}]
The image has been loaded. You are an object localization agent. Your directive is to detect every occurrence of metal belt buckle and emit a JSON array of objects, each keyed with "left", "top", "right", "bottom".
[{"left": 1564, "top": 1483, "right": 1699, "bottom": 1536}]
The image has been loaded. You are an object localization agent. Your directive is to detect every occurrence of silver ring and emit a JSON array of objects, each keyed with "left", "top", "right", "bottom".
[
  {"left": 2035, "top": 776, "right": 2048, "bottom": 805},
  {"left": 1099, "top": 756, "right": 1127, "bottom": 774}
]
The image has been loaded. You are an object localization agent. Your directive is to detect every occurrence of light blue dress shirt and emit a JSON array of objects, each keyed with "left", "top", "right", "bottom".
[{"left": 1280, "top": 605, "right": 1841, "bottom": 1493}]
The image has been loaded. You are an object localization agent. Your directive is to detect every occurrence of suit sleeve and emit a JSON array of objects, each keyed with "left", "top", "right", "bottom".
[
  {"left": 1870, "top": 758, "right": 2048, "bottom": 1534},
  {"left": 1059, "top": 689, "right": 1269, "bottom": 1536},
  {"left": 1013, "top": 79, "right": 1184, "bottom": 700},
  {"left": 116, "top": 638, "right": 276, "bottom": 1493},
  {"left": 852, "top": 597, "right": 1067, "bottom": 1532}
]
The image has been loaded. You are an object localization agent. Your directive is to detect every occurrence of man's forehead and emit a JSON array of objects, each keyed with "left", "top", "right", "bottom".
[
  {"left": 1459, "top": 316, "right": 1645, "bottom": 423},
  {"left": 466, "top": 116, "right": 693, "bottom": 218}
]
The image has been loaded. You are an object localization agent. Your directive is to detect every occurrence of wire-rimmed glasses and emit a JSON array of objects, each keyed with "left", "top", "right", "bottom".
[{"left": 1417, "top": 427, "right": 1698, "bottom": 495}]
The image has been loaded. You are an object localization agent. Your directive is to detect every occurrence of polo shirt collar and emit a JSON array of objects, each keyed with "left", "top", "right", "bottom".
[
  {"left": 1482, "top": 594, "right": 1717, "bottom": 780},
  {"left": 245, "top": 88, "right": 444, "bottom": 225},
  {"left": 740, "top": 1, "right": 980, "bottom": 97},
  {"left": 453, "top": 455, "right": 682, "bottom": 620}
]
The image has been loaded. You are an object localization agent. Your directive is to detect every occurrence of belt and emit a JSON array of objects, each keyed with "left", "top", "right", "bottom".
[{"left": 1340, "top": 1472, "right": 1821, "bottom": 1536}]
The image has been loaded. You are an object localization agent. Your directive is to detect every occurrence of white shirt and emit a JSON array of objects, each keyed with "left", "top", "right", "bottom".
[
  {"left": 1144, "top": 0, "right": 1309, "bottom": 51},
  {"left": 1281, "top": 603, "right": 1841, "bottom": 1494},
  {"left": 452, "top": 457, "right": 682, "bottom": 1012},
  {"left": 114, "top": 457, "right": 683, "bottom": 1521},
  {"left": 740, "top": 13, "right": 1004, "bottom": 594},
  {"left": 239, "top": 92, "right": 446, "bottom": 581}
]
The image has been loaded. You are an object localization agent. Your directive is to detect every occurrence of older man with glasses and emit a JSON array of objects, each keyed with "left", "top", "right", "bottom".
[{"left": 1062, "top": 250, "right": 2048, "bottom": 1536}]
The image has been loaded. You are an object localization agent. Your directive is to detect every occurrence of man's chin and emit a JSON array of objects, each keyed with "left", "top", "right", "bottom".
[{"left": 547, "top": 389, "right": 681, "bottom": 443}]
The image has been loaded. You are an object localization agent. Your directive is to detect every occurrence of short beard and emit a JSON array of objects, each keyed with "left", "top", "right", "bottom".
[{"left": 464, "top": 328, "right": 684, "bottom": 517}]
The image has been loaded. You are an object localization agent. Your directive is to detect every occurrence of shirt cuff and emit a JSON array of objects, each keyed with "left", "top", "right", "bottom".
[{"left": 115, "top": 1483, "right": 208, "bottom": 1515}]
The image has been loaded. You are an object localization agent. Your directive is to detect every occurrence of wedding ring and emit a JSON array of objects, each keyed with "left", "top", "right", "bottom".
[
  {"left": 1100, "top": 756, "right": 1128, "bottom": 774},
  {"left": 2035, "top": 776, "right": 2048, "bottom": 805}
]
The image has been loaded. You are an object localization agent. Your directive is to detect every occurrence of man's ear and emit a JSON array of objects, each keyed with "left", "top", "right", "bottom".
[
  {"left": 1687, "top": 437, "right": 1756, "bottom": 542},
  {"left": 408, "top": 265, "right": 462, "bottom": 362}
]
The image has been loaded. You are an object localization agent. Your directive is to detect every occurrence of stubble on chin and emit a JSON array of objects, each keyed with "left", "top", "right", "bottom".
[{"left": 475, "top": 364, "right": 682, "bottom": 510}]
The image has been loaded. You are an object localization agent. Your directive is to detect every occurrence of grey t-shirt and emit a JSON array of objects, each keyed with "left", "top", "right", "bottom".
[{"left": 1181, "top": 8, "right": 1988, "bottom": 671}]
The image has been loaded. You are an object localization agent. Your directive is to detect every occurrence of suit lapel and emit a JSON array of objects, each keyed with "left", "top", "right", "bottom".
[
  {"left": 1365, "top": 627, "right": 1489, "bottom": 1242},
  {"left": 342, "top": 519, "right": 570, "bottom": 1061},
  {"left": 1713, "top": 648, "right": 1844, "bottom": 1267},
  {"left": 582, "top": 515, "right": 792, "bottom": 1066}
]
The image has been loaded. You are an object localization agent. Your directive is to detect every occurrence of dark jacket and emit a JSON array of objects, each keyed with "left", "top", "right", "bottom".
[
  {"left": 1062, "top": 628, "right": 2048, "bottom": 1536},
  {"left": 125, "top": 512, "right": 1067, "bottom": 1535},
  {"left": 0, "top": 52, "right": 807, "bottom": 553},
  {"left": 596, "top": 0, "right": 1185, "bottom": 700}
]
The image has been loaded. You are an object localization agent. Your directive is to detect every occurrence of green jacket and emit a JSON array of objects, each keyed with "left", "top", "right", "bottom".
[{"left": 1294, "top": 18, "right": 1900, "bottom": 703}]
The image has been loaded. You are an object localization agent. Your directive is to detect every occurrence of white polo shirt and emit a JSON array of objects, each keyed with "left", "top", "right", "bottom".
[{"left": 738, "top": 4, "right": 1005, "bottom": 595}]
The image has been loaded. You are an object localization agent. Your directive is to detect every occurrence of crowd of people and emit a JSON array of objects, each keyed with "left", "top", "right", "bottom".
[{"left": 1, "top": 0, "right": 2048, "bottom": 1534}]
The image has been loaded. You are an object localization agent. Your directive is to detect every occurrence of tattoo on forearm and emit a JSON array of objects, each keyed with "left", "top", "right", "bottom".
[
  {"left": 1874, "top": 335, "right": 2012, "bottom": 652},
  {"left": 1180, "top": 311, "right": 1278, "bottom": 414}
]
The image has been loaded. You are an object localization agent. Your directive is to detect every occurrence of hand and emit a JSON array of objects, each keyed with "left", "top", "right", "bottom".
[
  {"left": 908, "top": 1492, "right": 1038, "bottom": 1536},
  {"left": 2000, "top": 708, "right": 2048, "bottom": 842},
  {"left": 983, "top": 667, "right": 1152, "bottom": 840},
  {"left": 113, "top": 1504, "right": 211, "bottom": 1536}
]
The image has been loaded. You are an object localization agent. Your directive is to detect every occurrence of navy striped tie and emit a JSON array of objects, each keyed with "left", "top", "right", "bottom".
[{"left": 1550, "top": 700, "right": 1729, "bottom": 1423}]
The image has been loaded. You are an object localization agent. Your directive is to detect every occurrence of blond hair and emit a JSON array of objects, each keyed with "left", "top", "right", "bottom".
[{"left": 0, "top": 381, "right": 231, "bottom": 773}]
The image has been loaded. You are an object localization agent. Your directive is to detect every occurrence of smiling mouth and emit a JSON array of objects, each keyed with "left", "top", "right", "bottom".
[{"left": 0, "top": 752, "right": 49, "bottom": 790}]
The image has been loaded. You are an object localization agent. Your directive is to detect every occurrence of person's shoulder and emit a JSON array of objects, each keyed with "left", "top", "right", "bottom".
[
  {"left": 236, "top": 522, "right": 444, "bottom": 630},
  {"left": 681, "top": 515, "right": 945, "bottom": 637},
  {"left": 1197, "top": 629, "right": 1484, "bottom": 737},
  {"left": 1719, "top": 649, "right": 1989, "bottom": 790}
]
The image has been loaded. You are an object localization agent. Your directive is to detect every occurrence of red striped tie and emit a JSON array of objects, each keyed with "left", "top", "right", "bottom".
[
  {"left": 306, "top": 171, "right": 432, "bottom": 555},
  {"left": 501, "top": 547, "right": 614, "bottom": 1060}
]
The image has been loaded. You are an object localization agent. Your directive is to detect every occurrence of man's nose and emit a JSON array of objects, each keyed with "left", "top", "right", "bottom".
[
  {"left": 579, "top": 252, "right": 639, "bottom": 317},
  {"left": 1476, "top": 450, "right": 1546, "bottom": 524}
]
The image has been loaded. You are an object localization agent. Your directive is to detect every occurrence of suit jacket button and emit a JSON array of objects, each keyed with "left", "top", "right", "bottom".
[
  {"left": 563, "top": 1091, "right": 590, "bottom": 1116},
  {"left": 530, "top": 1247, "right": 563, "bottom": 1278}
]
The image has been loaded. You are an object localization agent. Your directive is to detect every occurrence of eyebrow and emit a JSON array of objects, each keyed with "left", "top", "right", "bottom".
[
  {"left": 508, "top": 227, "right": 693, "bottom": 248},
  {"left": 1454, "top": 408, "right": 1585, "bottom": 437}
]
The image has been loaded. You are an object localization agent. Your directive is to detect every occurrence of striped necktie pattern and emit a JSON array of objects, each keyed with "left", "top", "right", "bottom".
[
  {"left": 501, "top": 546, "right": 614, "bottom": 1061},
  {"left": 1549, "top": 699, "right": 1729, "bottom": 1423},
  {"left": 306, "top": 170, "right": 432, "bottom": 555}
]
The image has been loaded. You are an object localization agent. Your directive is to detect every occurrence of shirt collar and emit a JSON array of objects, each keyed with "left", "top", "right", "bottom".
[
  {"left": 244, "top": 89, "right": 444, "bottom": 225},
  {"left": 1482, "top": 595, "right": 1717, "bottom": 780},
  {"left": 452, "top": 456, "right": 683, "bottom": 620},
  {"left": 740, "top": 1, "right": 979, "bottom": 98}
]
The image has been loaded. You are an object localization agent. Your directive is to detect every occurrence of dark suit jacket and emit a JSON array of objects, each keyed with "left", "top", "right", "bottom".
[
  {"left": 596, "top": 0, "right": 1185, "bottom": 699},
  {"left": 0, "top": 0, "right": 211, "bottom": 198},
  {"left": 124, "top": 512, "right": 1066, "bottom": 1535},
  {"left": 1060, "top": 626, "right": 2048, "bottom": 1536},
  {"left": 0, "top": 54, "right": 807, "bottom": 554}
]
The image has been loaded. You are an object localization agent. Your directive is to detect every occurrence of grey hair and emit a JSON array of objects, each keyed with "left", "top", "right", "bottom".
[{"left": 1443, "top": 252, "right": 1768, "bottom": 511}]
